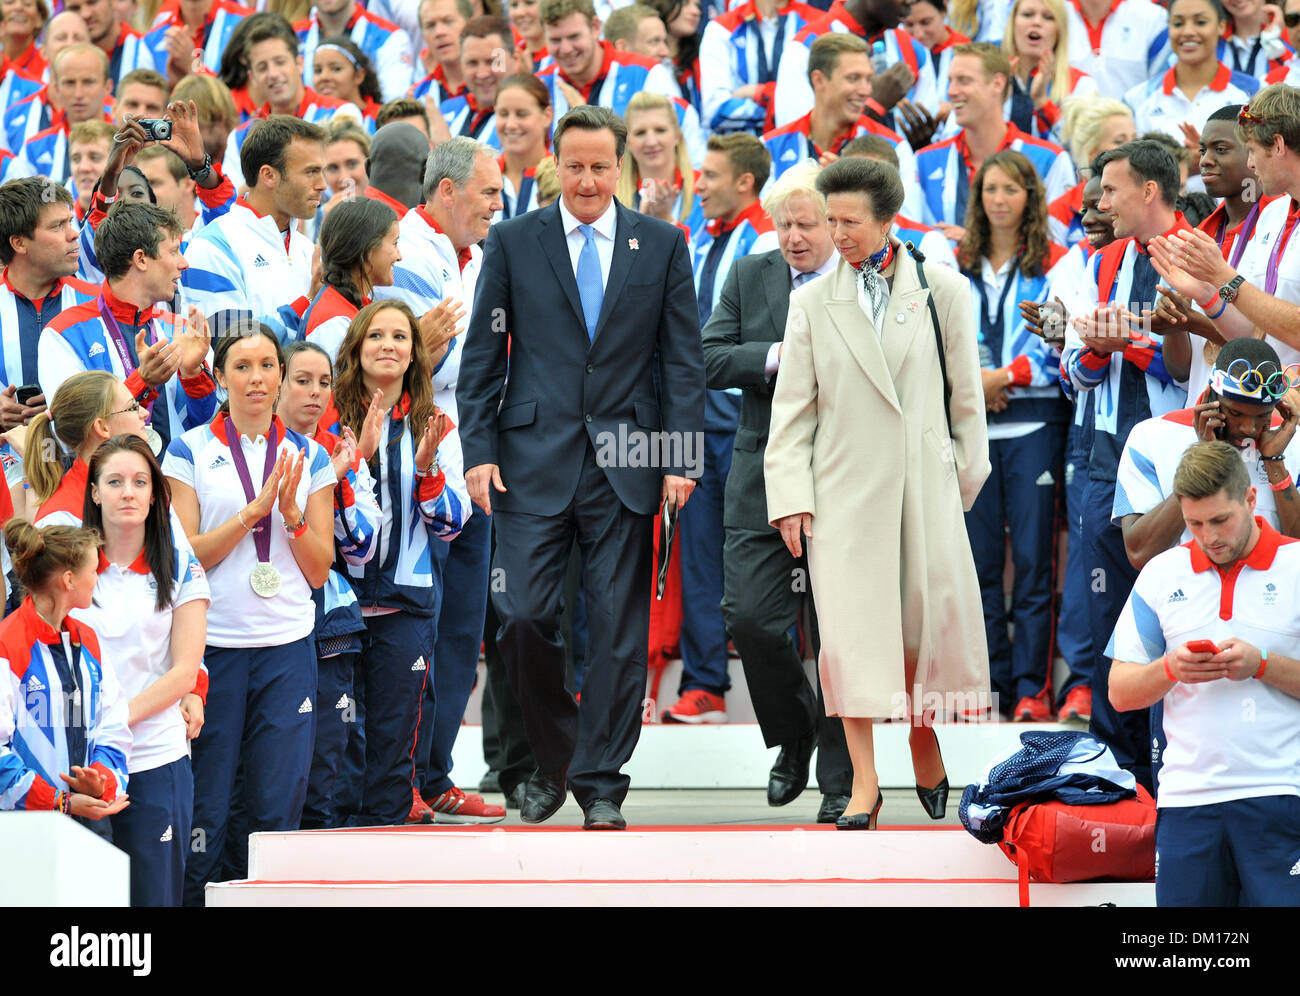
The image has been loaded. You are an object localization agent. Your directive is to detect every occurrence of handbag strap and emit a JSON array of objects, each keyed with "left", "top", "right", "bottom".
[{"left": 902, "top": 241, "right": 954, "bottom": 440}]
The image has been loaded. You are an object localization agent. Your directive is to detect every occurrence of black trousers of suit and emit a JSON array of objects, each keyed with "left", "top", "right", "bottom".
[
  {"left": 721, "top": 526, "right": 852, "bottom": 796},
  {"left": 491, "top": 443, "right": 653, "bottom": 807}
]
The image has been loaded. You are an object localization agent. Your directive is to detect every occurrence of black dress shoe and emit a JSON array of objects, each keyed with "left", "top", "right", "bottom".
[
  {"left": 502, "top": 781, "right": 527, "bottom": 811},
  {"left": 767, "top": 731, "right": 817, "bottom": 807},
  {"left": 915, "top": 777, "right": 949, "bottom": 820},
  {"left": 519, "top": 771, "right": 566, "bottom": 824},
  {"left": 835, "top": 789, "right": 884, "bottom": 830},
  {"left": 817, "top": 793, "right": 850, "bottom": 824},
  {"left": 582, "top": 798, "right": 626, "bottom": 831}
]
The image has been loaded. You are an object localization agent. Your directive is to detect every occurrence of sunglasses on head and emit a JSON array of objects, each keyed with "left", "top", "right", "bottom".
[{"left": 1238, "top": 104, "right": 1269, "bottom": 127}]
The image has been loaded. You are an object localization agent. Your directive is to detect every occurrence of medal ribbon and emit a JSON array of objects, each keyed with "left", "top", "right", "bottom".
[
  {"left": 98, "top": 295, "right": 159, "bottom": 423},
  {"left": 223, "top": 417, "right": 279, "bottom": 564}
]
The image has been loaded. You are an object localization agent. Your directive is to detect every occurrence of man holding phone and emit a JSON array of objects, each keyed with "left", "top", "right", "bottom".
[
  {"left": 0, "top": 176, "right": 100, "bottom": 430},
  {"left": 1108, "top": 439, "right": 1300, "bottom": 906}
]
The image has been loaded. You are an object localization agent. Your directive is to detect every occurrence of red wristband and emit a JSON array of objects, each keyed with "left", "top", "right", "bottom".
[
  {"left": 1256, "top": 649, "right": 1267, "bottom": 679},
  {"left": 1271, "top": 473, "right": 1293, "bottom": 492},
  {"left": 1162, "top": 656, "right": 1176, "bottom": 682}
]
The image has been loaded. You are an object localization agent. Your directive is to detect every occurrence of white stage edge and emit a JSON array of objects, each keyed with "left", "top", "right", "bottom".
[{"left": 0, "top": 812, "right": 129, "bottom": 906}]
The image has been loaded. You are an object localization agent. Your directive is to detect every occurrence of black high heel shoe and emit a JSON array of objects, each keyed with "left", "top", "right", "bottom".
[
  {"left": 835, "top": 788, "right": 883, "bottom": 830},
  {"left": 914, "top": 740, "right": 949, "bottom": 820}
]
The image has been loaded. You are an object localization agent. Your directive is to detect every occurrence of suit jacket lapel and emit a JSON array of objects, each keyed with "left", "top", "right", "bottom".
[
  {"left": 538, "top": 203, "right": 587, "bottom": 334},
  {"left": 761, "top": 252, "right": 790, "bottom": 342},
  {"left": 823, "top": 259, "right": 902, "bottom": 415},
  {"left": 593, "top": 204, "right": 637, "bottom": 342}
]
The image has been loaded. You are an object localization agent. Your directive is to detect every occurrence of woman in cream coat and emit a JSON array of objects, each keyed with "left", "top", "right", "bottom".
[{"left": 765, "top": 157, "right": 992, "bottom": 829}]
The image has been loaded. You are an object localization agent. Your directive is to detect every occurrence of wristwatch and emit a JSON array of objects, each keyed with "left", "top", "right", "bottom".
[
  {"left": 1218, "top": 274, "right": 1246, "bottom": 303},
  {"left": 186, "top": 152, "right": 214, "bottom": 185}
]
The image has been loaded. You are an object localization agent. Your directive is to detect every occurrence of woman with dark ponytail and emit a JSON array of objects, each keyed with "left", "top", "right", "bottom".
[
  {"left": 301, "top": 197, "right": 402, "bottom": 362},
  {"left": 0, "top": 520, "right": 130, "bottom": 823},
  {"left": 75, "top": 434, "right": 209, "bottom": 906}
]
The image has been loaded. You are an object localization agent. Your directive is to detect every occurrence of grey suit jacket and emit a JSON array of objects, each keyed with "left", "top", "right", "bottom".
[{"left": 700, "top": 248, "right": 792, "bottom": 532}]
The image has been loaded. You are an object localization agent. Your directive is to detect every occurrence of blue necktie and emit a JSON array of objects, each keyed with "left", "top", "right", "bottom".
[{"left": 577, "top": 223, "right": 603, "bottom": 341}]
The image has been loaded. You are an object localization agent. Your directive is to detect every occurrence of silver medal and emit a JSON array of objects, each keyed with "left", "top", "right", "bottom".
[
  {"left": 249, "top": 561, "right": 282, "bottom": 598},
  {"left": 146, "top": 427, "right": 163, "bottom": 455}
]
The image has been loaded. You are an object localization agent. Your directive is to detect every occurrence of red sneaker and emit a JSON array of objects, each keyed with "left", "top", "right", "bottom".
[
  {"left": 661, "top": 690, "right": 727, "bottom": 724},
  {"left": 1059, "top": 685, "right": 1092, "bottom": 722},
  {"left": 407, "top": 786, "right": 434, "bottom": 825},
  {"left": 426, "top": 786, "right": 507, "bottom": 824},
  {"left": 1013, "top": 691, "right": 1054, "bottom": 723}
]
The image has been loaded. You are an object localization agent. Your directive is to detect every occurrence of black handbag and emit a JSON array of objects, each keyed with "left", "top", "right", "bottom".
[{"left": 903, "top": 241, "right": 954, "bottom": 441}]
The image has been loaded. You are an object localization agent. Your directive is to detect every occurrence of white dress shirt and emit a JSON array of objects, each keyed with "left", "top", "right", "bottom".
[
  {"left": 766, "top": 251, "right": 839, "bottom": 377},
  {"left": 558, "top": 197, "right": 617, "bottom": 287}
]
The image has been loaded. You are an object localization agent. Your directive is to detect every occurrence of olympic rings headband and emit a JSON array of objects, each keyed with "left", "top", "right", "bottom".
[
  {"left": 315, "top": 43, "right": 359, "bottom": 68},
  {"left": 1210, "top": 358, "right": 1300, "bottom": 402}
]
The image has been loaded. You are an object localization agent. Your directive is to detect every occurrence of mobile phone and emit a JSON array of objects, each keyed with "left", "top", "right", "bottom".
[
  {"left": 1186, "top": 639, "right": 1219, "bottom": 655},
  {"left": 16, "top": 384, "right": 41, "bottom": 406}
]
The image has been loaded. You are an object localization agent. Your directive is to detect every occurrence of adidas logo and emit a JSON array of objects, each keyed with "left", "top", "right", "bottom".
[
  {"left": 159, "top": 825, "right": 173, "bottom": 842},
  {"left": 335, "top": 694, "right": 349, "bottom": 709},
  {"left": 253, "top": 254, "right": 270, "bottom": 268},
  {"left": 1291, "top": 859, "right": 1300, "bottom": 876},
  {"left": 87, "top": 341, "right": 106, "bottom": 357},
  {"left": 1035, "top": 470, "right": 1054, "bottom": 486},
  {"left": 298, "top": 698, "right": 313, "bottom": 714},
  {"left": 1168, "top": 589, "right": 1187, "bottom": 603},
  {"left": 411, "top": 656, "right": 427, "bottom": 671},
  {"left": 209, "top": 454, "right": 230, "bottom": 470},
  {"left": 27, "top": 674, "right": 45, "bottom": 691}
]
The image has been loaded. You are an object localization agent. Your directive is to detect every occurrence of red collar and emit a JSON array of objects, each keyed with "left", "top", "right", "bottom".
[
  {"left": 797, "top": 111, "right": 863, "bottom": 159},
  {"left": 236, "top": 197, "right": 293, "bottom": 252},
  {"left": 14, "top": 597, "right": 86, "bottom": 647},
  {"left": 363, "top": 185, "right": 408, "bottom": 217},
  {"left": 255, "top": 89, "right": 315, "bottom": 120},
  {"left": 1161, "top": 62, "right": 1233, "bottom": 96},
  {"left": 415, "top": 205, "right": 473, "bottom": 271},
  {"left": 957, "top": 121, "right": 1020, "bottom": 176},
  {"left": 101, "top": 283, "right": 154, "bottom": 327},
  {"left": 96, "top": 549, "right": 151, "bottom": 576},
  {"left": 1188, "top": 517, "right": 1288, "bottom": 574},
  {"left": 210, "top": 411, "right": 285, "bottom": 446},
  {"left": 706, "top": 198, "right": 767, "bottom": 238},
  {"left": 0, "top": 267, "right": 73, "bottom": 304},
  {"left": 826, "top": 1, "right": 867, "bottom": 35},
  {"left": 431, "top": 63, "right": 466, "bottom": 98},
  {"left": 933, "top": 28, "right": 970, "bottom": 55},
  {"left": 0, "top": 43, "right": 44, "bottom": 78},
  {"left": 1134, "top": 212, "right": 1188, "bottom": 256},
  {"left": 1070, "top": 0, "right": 1125, "bottom": 55},
  {"left": 565, "top": 40, "right": 616, "bottom": 101}
]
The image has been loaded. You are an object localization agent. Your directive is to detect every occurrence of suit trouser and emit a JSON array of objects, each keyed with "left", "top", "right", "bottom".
[
  {"left": 676, "top": 429, "right": 735, "bottom": 695},
  {"left": 111, "top": 756, "right": 192, "bottom": 907},
  {"left": 491, "top": 445, "right": 653, "bottom": 807},
  {"left": 415, "top": 507, "right": 492, "bottom": 797},
  {"left": 721, "top": 524, "right": 852, "bottom": 796},
  {"left": 184, "top": 637, "right": 316, "bottom": 906},
  {"left": 345, "top": 611, "right": 434, "bottom": 826},
  {"left": 480, "top": 559, "right": 537, "bottom": 794},
  {"left": 964, "top": 424, "right": 1064, "bottom": 707},
  {"left": 302, "top": 650, "right": 357, "bottom": 829},
  {"left": 1081, "top": 478, "right": 1154, "bottom": 792},
  {"left": 1056, "top": 424, "right": 1094, "bottom": 695}
]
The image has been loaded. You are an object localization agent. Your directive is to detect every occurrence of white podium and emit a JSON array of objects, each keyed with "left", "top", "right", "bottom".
[{"left": 0, "top": 812, "right": 129, "bottom": 906}]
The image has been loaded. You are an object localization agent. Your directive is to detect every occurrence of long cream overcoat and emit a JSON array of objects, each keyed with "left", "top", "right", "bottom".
[{"left": 764, "top": 245, "right": 992, "bottom": 719}]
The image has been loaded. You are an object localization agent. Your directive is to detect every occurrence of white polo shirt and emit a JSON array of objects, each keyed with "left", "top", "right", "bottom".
[
  {"left": 162, "top": 414, "right": 336, "bottom": 648},
  {"left": 1108, "top": 520, "right": 1300, "bottom": 807},
  {"left": 73, "top": 547, "right": 211, "bottom": 774},
  {"left": 1113, "top": 408, "right": 1300, "bottom": 532},
  {"left": 1123, "top": 64, "right": 1260, "bottom": 147},
  {"left": 1065, "top": 0, "right": 1168, "bottom": 99},
  {"left": 1235, "top": 194, "right": 1300, "bottom": 369}
]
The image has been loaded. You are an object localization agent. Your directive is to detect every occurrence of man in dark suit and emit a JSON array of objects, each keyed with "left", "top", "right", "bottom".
[
  {"left": 458, "top": 105, "right": 705, "bottom": 831},
  {"left": 701, "top": 160, "right": 853, "bottom": 823}
]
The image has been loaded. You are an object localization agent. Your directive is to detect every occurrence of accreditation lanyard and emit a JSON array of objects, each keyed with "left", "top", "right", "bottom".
[
  {"left": 503, "top": 169, "right": 534, "bottom": 219},
  {"left": 974, "top": 265, "right": 1016, "bottom": 361},
  {"left": 224, "top": 418, "right": 279, "bottom": 566},
  {"left": 752, "top": 13, "right": 786, "bottom": 85},
  {"left": 1265, "top": 202, "right": 1300, "bottom": 296},
  {"left": 48, "top": 634, "right": 86, "bottom": 770},
  {"left": 1213, "top": 200, "right": 1263, "bottom": 271},
  {"left": 98, "top": 296, "right": 160, "bottom": 421}
]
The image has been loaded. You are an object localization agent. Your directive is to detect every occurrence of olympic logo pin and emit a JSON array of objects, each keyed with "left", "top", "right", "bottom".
[
  {"left": 628, "top": 238, "right": 639, "bottom": 250},
  {"left": 907, "top": 301, "right": 920, "bottom": 312}
]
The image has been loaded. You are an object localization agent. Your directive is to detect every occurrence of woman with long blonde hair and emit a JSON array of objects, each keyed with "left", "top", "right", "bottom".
[
  {"left": 1003, "top": 0, "right": 1098, "bottom": 143},
  {"left": 617, "top": 92, "right": 699, "bottom": 229}
]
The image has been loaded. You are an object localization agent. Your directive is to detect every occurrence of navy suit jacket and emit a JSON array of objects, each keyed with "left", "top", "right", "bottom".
[{"left": 459, "top": 199, "right": 705, "bottom": 517}]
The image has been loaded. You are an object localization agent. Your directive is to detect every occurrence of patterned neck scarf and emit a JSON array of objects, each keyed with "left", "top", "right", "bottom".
[{"left": 855, "top": 239, "right": 895, "bottom": 334}]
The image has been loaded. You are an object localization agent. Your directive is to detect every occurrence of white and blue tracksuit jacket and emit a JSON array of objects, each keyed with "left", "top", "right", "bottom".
[{"left": 296, "top": 5, "right": 415, "bottom": 103}]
